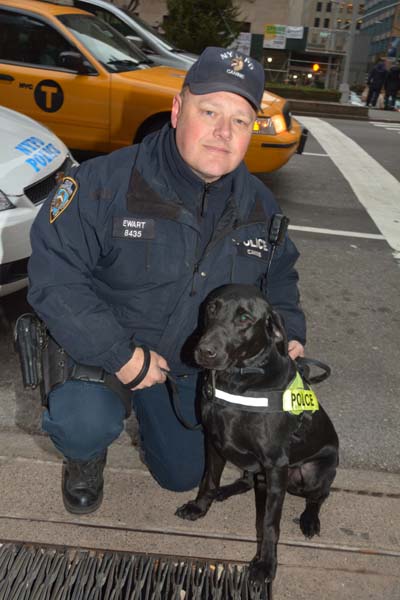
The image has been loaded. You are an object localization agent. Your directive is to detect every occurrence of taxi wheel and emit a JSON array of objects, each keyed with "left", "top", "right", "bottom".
[{"left": 134, "top": 114, "right": 170, "bottom": 143}]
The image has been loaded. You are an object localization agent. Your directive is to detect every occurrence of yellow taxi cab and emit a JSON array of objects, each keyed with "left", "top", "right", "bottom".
[{"left": 0, "top": 0, "right": 307, "bottom": 172}]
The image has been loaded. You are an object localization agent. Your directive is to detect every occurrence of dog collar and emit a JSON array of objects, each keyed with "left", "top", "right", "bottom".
[{"left": 214, "top": 372, "right": 319, "bottom": 415}]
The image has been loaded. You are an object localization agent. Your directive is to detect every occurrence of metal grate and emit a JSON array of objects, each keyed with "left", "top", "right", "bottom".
[
  {"left": 0, "top": 543, "right": 271, "bottom": 599},
  {"left": 24, "top": 156, "right": 74, "bottom": 205}
]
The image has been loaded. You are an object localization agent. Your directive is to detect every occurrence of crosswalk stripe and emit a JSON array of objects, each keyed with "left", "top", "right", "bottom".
[
  {"left": 289, "top": 225, "right": 384, "bottom": 240},
  {"left": 296, "top": 116, "right": 400, "bottom": 257},
  {"left": 302, "top": 152, "right": 329, "bottom": 157},
  {"left": 370, "top": 122, "right": 400, "bottom": 128}
]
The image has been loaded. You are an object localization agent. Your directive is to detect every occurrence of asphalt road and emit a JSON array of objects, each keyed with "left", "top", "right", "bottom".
[
  {"left": 1, "top": 117, "right": 400, "bottom": 475},
  {"left": 326, "top": 117, "right": 400, "bottom": 180}
]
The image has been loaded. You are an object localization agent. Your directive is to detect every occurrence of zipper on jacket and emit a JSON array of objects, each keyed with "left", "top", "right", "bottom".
[
  {"left": 190, "top": 263, "right": 199, "bottom": 296},
  {"left": 145, "top": 241, "right": 150, "bottom": 271},
  {"left": 190, "top": 182, "right": 210, "bottom": 296},
  {"left": 200, "top": 183, "right": 210, "bottom": 217}
]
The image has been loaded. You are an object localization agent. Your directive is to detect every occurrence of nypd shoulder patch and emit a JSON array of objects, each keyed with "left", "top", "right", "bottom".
[{"left": 50, "top": 176, "right": 78, "bottom": 223}]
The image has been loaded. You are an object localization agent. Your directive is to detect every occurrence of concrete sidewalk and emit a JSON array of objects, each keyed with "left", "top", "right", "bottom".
[
  {"left": 367, "top": 107, "right": 400, "bottom": 122},
  {"left": 0, "top": 425, "right": 399, "bottom": 599}
]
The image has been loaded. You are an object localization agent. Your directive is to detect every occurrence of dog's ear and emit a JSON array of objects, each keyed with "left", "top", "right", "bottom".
[{"left": 266, "top": 310, "right": 288, "bottom": 356}]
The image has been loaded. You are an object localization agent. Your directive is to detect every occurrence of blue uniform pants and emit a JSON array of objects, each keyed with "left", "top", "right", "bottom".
[{"left": 42, "top": 375, "right": 205, "bottom": 492}]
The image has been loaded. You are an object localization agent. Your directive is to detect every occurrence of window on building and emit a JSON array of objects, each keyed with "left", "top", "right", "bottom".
[
  {"left": 314, "top": 17, "right": 320, "bottom": 27},
  {"left": 316, "top": 2, "right": 323, "bottom": 12},
  {"left": 326, "top": 2, "right": 332, "bottom": 12},
  {"left": 324, "top": 18, "right": 330, "bottom": 28}
]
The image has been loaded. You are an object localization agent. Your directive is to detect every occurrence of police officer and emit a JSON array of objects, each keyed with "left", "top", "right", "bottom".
[{"left": 28, "top": 47, "right": 306, "bottom": 515}]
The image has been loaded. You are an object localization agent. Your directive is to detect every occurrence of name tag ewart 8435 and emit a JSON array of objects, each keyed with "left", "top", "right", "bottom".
[{"left": 112, "top": 217, "right": 155, "bottom": 239}]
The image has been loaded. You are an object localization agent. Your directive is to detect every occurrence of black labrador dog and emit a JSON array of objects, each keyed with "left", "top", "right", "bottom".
[{"left": 176, "top": 284, "right": 339, "bottom": 587}]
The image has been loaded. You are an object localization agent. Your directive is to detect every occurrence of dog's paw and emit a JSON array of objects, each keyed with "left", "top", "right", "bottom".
[
  {"left": 300, "top": 509, "right": 321, "bottom": 538},
  {"left": 248, "top": 558, "right": 276, "bottom": 587},
  {"left": 175, "top": 501, "right": 207, "bottom": 521}
]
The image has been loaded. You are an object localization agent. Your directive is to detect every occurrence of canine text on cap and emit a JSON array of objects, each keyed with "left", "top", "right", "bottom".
[{"left": 183, "top": 47, "right": 265, "bottom": 112}]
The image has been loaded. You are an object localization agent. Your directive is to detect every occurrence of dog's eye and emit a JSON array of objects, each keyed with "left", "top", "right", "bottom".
[
  {"left": 239, "top": 313, "right": 252, "bottom": 322},
  {"left": 208, "top": 303, "right": 217, "bottom": 315}
]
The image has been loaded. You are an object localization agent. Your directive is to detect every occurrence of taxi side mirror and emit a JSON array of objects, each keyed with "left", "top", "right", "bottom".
[{"left": 59, "top": 51, "right": 90, "bottom": 75}]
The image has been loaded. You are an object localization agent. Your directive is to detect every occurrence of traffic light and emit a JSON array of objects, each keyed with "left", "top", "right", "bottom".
[{"left": 312, "top": 63, "right": 320, "bottom": 72}]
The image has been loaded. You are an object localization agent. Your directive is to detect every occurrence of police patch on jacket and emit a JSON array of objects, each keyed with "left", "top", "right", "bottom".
[
  {"left": 237, "top": 237, "right": 269, "bottom": 260},
  {"left": 49, "top": 176, "right": 78, "bottom": 223},
  {"left": 112, "top": 217, "right": 155, "bottom": 239}
]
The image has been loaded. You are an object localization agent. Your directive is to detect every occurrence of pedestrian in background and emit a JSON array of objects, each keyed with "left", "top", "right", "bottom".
[
  {"left": 366, "top": 58, "right": 387, "bottom": 107},
  {"left": 384, "top": 59, "right": 400, "bottom": 110}
]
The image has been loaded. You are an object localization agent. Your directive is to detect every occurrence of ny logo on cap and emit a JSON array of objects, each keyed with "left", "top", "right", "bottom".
[
  {"left": 220, "top": 50, "right": 255, "bottom": 71},
  {"left": 231, "top": 56, "right": 244, "bottom": 72}
]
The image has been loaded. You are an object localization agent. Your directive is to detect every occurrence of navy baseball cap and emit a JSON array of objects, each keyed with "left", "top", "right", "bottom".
[{"left": 183, "top": 47, "right": 265, "bottom": 112}]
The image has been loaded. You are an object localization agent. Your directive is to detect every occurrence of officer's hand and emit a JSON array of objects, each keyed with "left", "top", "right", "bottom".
[
  {"left": 288, "top": 340, "right": 305, "bottom": 360},
  {"left": 116, "top": 348, "right": 169, "bottom": 390}
]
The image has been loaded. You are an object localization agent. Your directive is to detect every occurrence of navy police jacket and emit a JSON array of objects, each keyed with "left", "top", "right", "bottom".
[{"left": 28, "top": 125, "right": 306, "bottom": 375}]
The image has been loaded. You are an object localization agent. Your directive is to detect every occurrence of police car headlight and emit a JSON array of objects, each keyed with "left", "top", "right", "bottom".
[
  {"left": 252, "top": 115, "right": 287, "bottom": 136},
  {"left": 0, "top": 190, "right": 15, "bottom": 211}
]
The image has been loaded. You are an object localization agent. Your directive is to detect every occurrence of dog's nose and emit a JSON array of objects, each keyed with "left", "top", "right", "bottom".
[{"left": 197, "top": 346, "right": 217, "bottom": 360}]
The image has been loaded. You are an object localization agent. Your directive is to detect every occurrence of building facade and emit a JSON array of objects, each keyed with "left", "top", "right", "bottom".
[
  {"left": 119, "top": 0, "right": 305, "bottom": 32},
  {"left": 116, "top": 0, "right": 368, "bottom": 87},
  {"left": 361, "top": 0, "right": 400, "bottom": 66}
]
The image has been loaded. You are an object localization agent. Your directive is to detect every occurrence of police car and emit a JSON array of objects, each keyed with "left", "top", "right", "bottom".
[{"left": 0, "top": 106, "right": 76, "bottom": 296}]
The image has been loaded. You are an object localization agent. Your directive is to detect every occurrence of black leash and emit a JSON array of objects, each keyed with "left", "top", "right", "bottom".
[
  {"left": 163, "top": 370, "right": 203, "bottom": 431},
  {"left": 295, "top": 357, "right": 331, "bottom": 384}
]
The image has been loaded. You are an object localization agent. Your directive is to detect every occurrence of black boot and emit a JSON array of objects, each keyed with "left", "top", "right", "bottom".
[{"left": 62, "top": 450, "right": 107, "bottom": 514}]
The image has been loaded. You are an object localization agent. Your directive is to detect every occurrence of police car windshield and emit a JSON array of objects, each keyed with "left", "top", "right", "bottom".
[{"left": 57, "top": 14, "right": 152, "bottom": 72}]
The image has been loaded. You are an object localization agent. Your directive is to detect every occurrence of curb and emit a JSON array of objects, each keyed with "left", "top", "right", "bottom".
[
  {"left": 288, "top": 98, "right": 400, "bottom": 123},
  {"left": 289, "top": 98, "right": 368, "bottom": 120}
]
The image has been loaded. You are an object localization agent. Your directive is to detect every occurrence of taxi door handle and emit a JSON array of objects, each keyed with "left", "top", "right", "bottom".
[{"left": 0, "top": 74, "right": 14, "bottom": 81}]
